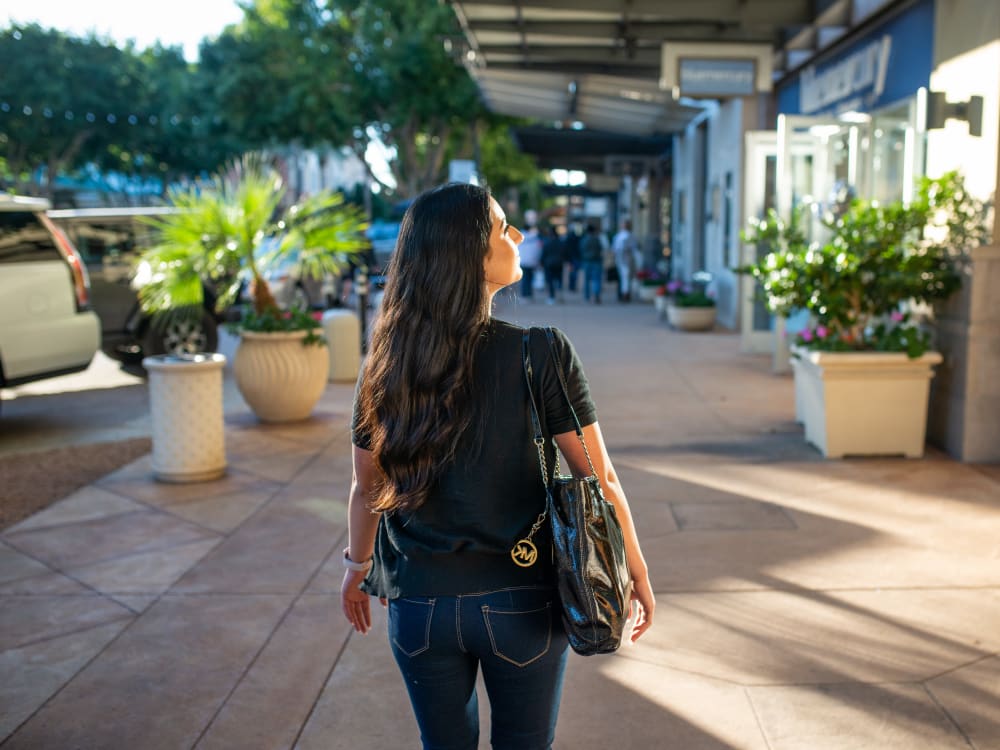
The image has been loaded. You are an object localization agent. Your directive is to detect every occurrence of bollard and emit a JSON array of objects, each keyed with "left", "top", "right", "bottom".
[
  {"left": 321, "top": 309, "right": 362, "bottom": 382},
  {"left": 143, "top": 353, "right": 227, "bottom": 483}
]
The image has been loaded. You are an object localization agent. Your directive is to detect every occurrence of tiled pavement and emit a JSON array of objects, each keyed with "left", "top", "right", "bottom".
[{"left": 2, "top": 296, "right": 999, "bottom": 749}]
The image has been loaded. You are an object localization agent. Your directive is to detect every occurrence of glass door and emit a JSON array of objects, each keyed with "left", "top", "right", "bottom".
[{"left": 740, "top": 129, "right": 822, "bottom": 358}]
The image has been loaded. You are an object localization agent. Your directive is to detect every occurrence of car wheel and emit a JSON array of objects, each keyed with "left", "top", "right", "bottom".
[{"left": 143, "top": 311, "right": 219, "bottom": 357}]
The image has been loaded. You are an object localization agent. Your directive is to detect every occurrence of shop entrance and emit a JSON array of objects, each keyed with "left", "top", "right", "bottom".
[{"left": 740, "top": 100, "right": 926, "bottom": 368}]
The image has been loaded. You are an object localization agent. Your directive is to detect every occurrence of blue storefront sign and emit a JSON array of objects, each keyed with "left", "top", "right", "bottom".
[{"left": 777, "top": 0, "right": 934, "bottom": 115}]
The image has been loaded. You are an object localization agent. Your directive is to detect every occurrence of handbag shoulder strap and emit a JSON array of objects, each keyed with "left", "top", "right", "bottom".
[
  {"left": 522, "top": 329, "right": 551, "bottom": 484},
  {"left": 542, "top": 327, "right": 598, "bottom": 479}
]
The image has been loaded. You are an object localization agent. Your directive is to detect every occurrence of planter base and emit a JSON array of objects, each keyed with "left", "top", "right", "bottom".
[
  {"left": 666, "top": 304, "right": 716, "bottom": 331},
  {"left": 792, "top": 349, "right": 942, "bottom": 458}
]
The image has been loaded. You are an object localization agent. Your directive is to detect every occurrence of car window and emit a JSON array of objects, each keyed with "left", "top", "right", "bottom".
[{"left": 0, "top": 211, "right": 62, "bottom": 264}]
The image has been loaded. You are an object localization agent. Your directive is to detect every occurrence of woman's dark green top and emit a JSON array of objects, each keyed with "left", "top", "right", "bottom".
[{"left": 351, "top": 319, "right": 597, "bottom": 599}]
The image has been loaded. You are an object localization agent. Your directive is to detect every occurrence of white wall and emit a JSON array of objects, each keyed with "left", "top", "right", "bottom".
[
  {"left": 703, "top": 99, "right": 744, "bottom": 330},
  {"left": 925, "top": 0, "right": 1000, "bottom": 461}
]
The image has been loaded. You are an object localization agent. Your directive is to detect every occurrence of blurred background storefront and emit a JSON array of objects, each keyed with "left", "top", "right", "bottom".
[{"left": 451, "top": 0, "right": 998, "bottom": 461}]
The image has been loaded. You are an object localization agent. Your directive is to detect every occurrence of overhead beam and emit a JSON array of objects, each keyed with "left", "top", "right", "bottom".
[
  {"left": 456, "top": 0, "right": 814, "bottom": 25},
  {"left": 467, "top": 20, "right": 776, "bottom": 43}
]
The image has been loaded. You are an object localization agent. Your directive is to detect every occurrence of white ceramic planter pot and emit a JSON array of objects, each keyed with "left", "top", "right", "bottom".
[
  {"left": 233, "top": 330, "right": 330, "bottom": 422},
  {"left": 790, "top": 347, "right": 943, "bottom": 458},
  {"left": 637, "top": 285, "right": 659, "bottom": 302},
  {"left": 666, "top": 304, "right": 716, "bottom": 331},
  {"left": 144, "top": 353, "right": 227, "bottom": 483}
]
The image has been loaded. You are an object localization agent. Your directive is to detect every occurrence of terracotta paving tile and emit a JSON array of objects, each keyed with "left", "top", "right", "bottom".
[
  {"left": 748, "top": 683, "right": 972, "bottom": 749},
  {"left": 66, "top": 538, "right": 222, "bottom": 596},
  {"left": 95, "top": 466, "right": 279, "bottom": 506},
  {"left": 3, "top": 510, "right": 219, "bottom": 571},
  {"left": 295, "top": 605, "right": 419, "bottom": 750},
  {"left": 0, "top": 595, "right": 133, "bottom": 652},
  {"left": 147, "top": 487, "right": 279, "bottom": 534},
  {"left": 171, "top": 495, "right": 345, "bottom": 595},
  {"left": 3, "top": 486, "right": 147, "bottom": 534},
  {"left": 670, "top": 500, "right": 797, "bottom": 531},
  {"left": 0, "top": 620, "right": 129, "bottom": 742},
  {"left": 636, "top": 589, "right": 1000, "bottom": 685},
  {"left": 195, "top": 594, "right": 352, "bottom": 749},
  {"left": 1, "top": 593, "right": 293, "bottom": 750},
  {"left": 927, "top": 656, "right": 1000, "bottom": 750}
]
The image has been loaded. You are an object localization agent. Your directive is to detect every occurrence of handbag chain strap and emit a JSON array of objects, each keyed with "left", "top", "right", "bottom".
[{"left": 512, "top": 327, "right": 595, "bottom": 568}]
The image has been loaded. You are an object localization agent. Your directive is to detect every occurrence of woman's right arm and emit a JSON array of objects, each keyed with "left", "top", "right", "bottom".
[{"left": 341, "top": 445, "right": 383, "bottom": 634}]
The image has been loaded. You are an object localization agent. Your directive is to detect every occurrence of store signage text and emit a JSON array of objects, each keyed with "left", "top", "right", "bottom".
[
  {"left": 800, "top": 36, "right": 892, "bottom": 114},
  {"left": 678, "top": 58, "right": 756, "bottom": 98}
]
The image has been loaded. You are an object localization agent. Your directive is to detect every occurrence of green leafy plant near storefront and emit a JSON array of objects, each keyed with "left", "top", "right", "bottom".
[{"left": 740, "top": 171, "right": 989, "bottom": 357}]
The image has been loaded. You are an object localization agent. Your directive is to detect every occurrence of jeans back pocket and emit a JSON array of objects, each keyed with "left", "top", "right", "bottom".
[
  {"left": 389, "top": 597, "right": 435, "bottom": 657},
  {"left": 481, "top": 602, "right": 552, "bottom": 667}
]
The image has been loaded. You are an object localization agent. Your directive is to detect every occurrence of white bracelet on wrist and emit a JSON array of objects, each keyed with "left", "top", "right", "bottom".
[{"left": 343, "top": 548, "right": 373, "bottom": 573}]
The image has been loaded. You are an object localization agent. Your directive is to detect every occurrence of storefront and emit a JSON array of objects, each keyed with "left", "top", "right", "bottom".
[{"left": 740, "top": 0, "right": 937, "bottom": 360}]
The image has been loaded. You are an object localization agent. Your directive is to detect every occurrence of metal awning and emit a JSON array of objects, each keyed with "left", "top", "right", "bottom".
[{"left": 449, "top": 0, "right": 870, "bottom": 137}]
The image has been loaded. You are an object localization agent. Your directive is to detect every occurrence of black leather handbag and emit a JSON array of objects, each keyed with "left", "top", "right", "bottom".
[{"left": 514, "top": 327, "right": 633, "bottom": 655}]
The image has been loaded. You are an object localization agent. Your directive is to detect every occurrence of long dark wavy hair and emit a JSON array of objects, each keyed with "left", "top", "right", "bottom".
[{"left": 356, "top": 183, "right": 495, "bottom": 513}]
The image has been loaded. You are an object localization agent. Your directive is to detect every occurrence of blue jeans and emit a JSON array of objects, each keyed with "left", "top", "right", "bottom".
[
  {"left": 582, "top": 260, "right": 603, "bottom": 302},
  {"left": 388, "top": 585, "right": 569, "bottom": 750}
]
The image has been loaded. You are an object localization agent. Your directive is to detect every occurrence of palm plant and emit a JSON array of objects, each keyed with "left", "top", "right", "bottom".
[{"left": 136, "top": 155, "right": 369, "bottom": 333}]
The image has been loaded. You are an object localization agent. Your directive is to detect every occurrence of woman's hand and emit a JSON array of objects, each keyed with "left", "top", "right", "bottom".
[
  {"left": 628, "top": 571, "right": 656, "bottom": 642},
  {"left": 341, "top": 569, "right": 374, "bottom": 634}
]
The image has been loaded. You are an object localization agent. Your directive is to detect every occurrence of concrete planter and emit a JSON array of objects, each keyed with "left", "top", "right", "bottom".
[
  {"left": 666, "top": 304, "right": 716, "bottom": 331},
  {"left": 790, "top": 347, "right": 943, "bottom": 458},
  {"left": 144, "top": 353, "right": 227, "bottom": 483},
  {"left": 233, "top": 330, "right": 329, "bottom": 422},
  {"left": 637, "top": 284, "right": 660, "bottom": 302}
]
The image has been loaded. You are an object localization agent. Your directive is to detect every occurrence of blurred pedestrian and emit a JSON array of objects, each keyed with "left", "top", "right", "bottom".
[
  {"left": 343, "top": 183, "right": 655, "bottom": 749},
  {"left": 580, "top": 224, "right": 604, "bottom": 304},
  {"left": 611, "top": 219, "right": 638, "bottom": 302},
  {"left": 518, "top": 224, "right": 542, "bottom": 299},
  {"left": 541, "top": 226, "right": 566, "bottom": 304},
  {"left": 563, "top": 222, "right": 582, "bottom": 292}
]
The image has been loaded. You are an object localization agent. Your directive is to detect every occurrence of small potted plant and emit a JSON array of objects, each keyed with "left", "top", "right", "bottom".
[
  {"left": 634, "top": 269, "right": 666, "bottom": 302},
  {"left": 740, "top": 171, "right": 989, "bottom": 457},
  {"left": 664, "top": 275, "right": 717, "bottom": 331},
  {"left": 136, "top": 155, "right": 369, "bottom": 422}
]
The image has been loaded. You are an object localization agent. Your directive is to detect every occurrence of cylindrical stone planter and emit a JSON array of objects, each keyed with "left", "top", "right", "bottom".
[
  {"left": 321, "top": 309, "right": 362, "bottom": 382},
  {"left": 143, "top": 353, "right": 227, "bottom": 483}
]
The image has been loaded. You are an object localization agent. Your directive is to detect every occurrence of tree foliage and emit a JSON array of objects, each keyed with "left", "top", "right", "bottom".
[{"left": 1, "top": 3, "right": 544, "bottom": 201}]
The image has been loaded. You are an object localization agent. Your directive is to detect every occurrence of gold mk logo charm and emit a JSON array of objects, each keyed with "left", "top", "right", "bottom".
[{"left": 511, "top": 539, "right": 538, "bottom": 567}]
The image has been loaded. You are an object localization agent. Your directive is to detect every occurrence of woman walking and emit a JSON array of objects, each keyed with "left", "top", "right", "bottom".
[{"left": 342, "top": 183, "right": 655, "bottom": 750}]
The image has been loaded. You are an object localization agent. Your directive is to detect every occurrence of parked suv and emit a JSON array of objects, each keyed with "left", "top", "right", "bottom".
[
  {"left": 47, "top": 207, "right": 223, "bottom": 360},
  {"left": 0, "top": 194, "right": 101, "bottom": 393}
]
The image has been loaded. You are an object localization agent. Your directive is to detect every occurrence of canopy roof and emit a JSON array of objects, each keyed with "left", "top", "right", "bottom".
[{"left": 449, "top": 0, "right": 893, "bottom": 138}]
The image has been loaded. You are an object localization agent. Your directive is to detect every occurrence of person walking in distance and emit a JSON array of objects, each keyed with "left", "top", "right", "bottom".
[
  {"left": 517, "top": 223, "right": 543, "bottom": 300},
  {"left": 342, "top": 183, "right": 655, "bottom": 749},
  {"left": 611, "top": 219, "right": 638, "bottom": 303},
  {"left": 540, "top": 225, "right": 566, "bottom": 304},
  {"left": 562, "top": 222, "right": 582, "bottom": 293},
  {"left": 579, "top": 224, "right": 605, "bottom": 304}
]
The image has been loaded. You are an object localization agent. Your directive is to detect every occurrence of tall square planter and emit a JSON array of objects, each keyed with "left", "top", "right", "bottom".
[{"left": 790, "top": 348, "right": 943, "bottom": 458}]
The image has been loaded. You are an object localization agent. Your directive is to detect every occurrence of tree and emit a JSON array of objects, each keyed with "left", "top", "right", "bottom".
[
  {"left": 332, "top": 0, "right": 485, "bottom": 198},
  {"left": 0, "top": 25, "right": 144, "bottom": 195}
]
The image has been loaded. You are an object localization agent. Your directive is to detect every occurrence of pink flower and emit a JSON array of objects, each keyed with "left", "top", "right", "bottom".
[
  {"left": 666, "top": 280, "right": 684, "bottom": 293},
  {"left": 890, "top": 310, "right": 905, "bottom": 322},
  {"left": 815, "top": 325, "right": 828, "bottom": 339},
  {"left": 800, "top": 329, "right": 814, "bottom": 342}
]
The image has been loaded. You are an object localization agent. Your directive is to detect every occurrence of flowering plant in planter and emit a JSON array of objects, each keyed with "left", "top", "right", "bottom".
[
  {"left": 665, "top": 278, "right": 716, "bottom": 308},
  {"left": 740, "top": 172, "right": 989, "bottom": 358}
]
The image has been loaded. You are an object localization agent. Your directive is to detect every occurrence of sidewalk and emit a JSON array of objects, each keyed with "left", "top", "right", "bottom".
[{"left": 2, "top": 296, "right": 998, "bottom": 749}]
